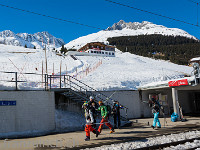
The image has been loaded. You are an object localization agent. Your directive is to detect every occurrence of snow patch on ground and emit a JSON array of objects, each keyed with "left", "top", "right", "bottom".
[{"left": 83, "top": 130, "right": 200, "bottom": 150}]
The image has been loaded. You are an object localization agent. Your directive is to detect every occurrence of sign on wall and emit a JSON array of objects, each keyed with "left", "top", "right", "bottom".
[{"left": 0, "top": 101, "right": 16, "bottom": 106}]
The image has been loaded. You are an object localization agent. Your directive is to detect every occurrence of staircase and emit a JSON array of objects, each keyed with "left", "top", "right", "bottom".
[{"left": 47, "top": 74, "right": 129, "bottom": 121}]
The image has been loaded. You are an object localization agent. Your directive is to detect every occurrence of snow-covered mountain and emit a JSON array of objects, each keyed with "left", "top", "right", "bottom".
[
  {"left": 0, "top": 30, "right": 65, "bottom": 50},
  {"left": 64, "top": 20, "right": 197, "bottom": 50}
]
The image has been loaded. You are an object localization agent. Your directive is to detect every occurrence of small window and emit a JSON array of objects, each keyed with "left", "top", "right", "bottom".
[
  {"left": 94, "top": 51, "right": 96, "bottom": 53},
  {"left": 105, "top": 52, "right": 108, "bottom": 55},
  {"left": 91, "top": 51, "right": 93, "bottom": 53},
  {"left": 112, "top": 53, "right": 114, "bottom": 55},
  {"left": 102, "top": 52, "right": 104, "bottom": 54},
  {"left": 109, "top": 53, "right": 111, "bottom": 55}
]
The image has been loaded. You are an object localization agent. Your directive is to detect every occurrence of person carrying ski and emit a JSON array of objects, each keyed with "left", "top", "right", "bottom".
[
  {"left": 150, "top": 98, "right": 161, "bottom": 129},
  {"left": 82, "top": 102, "right": 98, "bottom": 141},
  {"left": 96, "top": 101, "right": 115, "bottom": 137},
  {"left": 112, "top": 101, "right": 123, "bottom": 129}
]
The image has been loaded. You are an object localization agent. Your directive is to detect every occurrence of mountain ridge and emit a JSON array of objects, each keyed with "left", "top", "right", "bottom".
[
  {"left": 64, "top": 20, "right": 197, "bottom": 50},
  {"left": 0, "top": 30, "right": 65, "bottom": 50}
]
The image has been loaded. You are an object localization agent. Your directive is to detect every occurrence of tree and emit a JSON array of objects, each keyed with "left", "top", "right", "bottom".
[
  {"left": 60, "top": 45, "right": 68, "bottom": 54},
  {"left": 24, "top": 44, "right": 27, "bottom": 48}
]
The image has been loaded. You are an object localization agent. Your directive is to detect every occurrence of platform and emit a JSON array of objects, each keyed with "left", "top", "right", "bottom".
[{"left": 0, "top": 116, "right": 200, "bottom": 150}]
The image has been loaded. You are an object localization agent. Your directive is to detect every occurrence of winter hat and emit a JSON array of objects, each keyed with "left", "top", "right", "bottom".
[
  {"left": 98, "top": 101, "right": 103, "bottom": 105},
  {"left": 89, "top": 96, "right": 94, "bottom": 100}
]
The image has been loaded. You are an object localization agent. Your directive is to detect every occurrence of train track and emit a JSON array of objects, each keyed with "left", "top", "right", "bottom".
[{"left": 135, "top": 137, "right": 200, "bottom": 150}]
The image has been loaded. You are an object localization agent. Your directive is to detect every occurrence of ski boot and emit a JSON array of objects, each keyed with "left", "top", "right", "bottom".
[
  {"left": 84, "top": 136, "right": 90, "bottom": 141},
  {"left": 151, "top": 125, "right": 155, "bottom": 129},
  {"left": 96, "top": 131, "right": 100, "bottom": 137},
  {"left": 110, "top": 129, "right": 115, "bottom": 133}
]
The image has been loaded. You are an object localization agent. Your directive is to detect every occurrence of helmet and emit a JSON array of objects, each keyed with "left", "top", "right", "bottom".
[{"left": 89, "top": 96, "right": 94, "bottom": 100}]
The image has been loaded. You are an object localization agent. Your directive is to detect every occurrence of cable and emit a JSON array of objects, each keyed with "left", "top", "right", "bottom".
[
  {"left": 105, "top": 0, "right": 199, "bottom": 27},
  {"left": 188, "top": 0, "right": 200, "bottom": 4},
  {"left": 0, "top": 3, "right": 102, "bottom": 30}
]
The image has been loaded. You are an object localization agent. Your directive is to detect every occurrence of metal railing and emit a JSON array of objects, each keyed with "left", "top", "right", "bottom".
[
  {"left": 47, "top": 74, "right": 129, "bottom": 120},
  {"left": 0, "top": 71, "right": 45, "bottom": 90}
]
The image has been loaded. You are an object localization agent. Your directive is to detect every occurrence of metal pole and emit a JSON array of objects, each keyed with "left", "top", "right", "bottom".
[
  {"left": 15, "top": 72, "right": 17, "bottom": 91},
  {"left": 45, "top": 74, "right": 47, "bottom": 91},
  {"left": 64, "top": 75, "right": 66, "bottom": 88},
  {"left": 50, "top": 75, "right": 52, "bottom": 89}
]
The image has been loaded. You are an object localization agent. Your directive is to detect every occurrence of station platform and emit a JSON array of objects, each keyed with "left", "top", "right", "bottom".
[{"left": 0, "top": 116, "right": 200, "bottom": 150}]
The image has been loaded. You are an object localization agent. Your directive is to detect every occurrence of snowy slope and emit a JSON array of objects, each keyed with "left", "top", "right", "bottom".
[
  {"left": 0, "top": 44, "right": 193, "bottom": 90},
  {"left": 0, "top": 30, "right": 65, "bottom": 50},
  {"left": 64, "top": 20, "right": 197, "bottom": 50}
]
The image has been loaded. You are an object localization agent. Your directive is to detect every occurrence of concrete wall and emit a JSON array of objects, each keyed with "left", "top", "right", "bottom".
[
  {"left": 0, "top": 91, "right": 55, "bottom": 133},
  {"left": 97, "top": 90, "right": 142, "bottom": 119}
]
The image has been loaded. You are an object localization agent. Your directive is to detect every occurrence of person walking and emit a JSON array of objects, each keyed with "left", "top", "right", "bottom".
[
  {"left": 112, "top": 101, "right": 123, "bottom": 129},
  {"left": 96, "top": 101, "right": 115, "bottom": 137},
  {"left": 151, "top": 98, "right": 161, "bottom": 129},
  {"left": 82, "top": 102, "right": 98, "bottom": 141},
  {"left": 88, "top": 96, "right": 98, "bottom": 128}
]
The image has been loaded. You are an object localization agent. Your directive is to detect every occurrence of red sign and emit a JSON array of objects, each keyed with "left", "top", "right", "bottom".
[{"left": 168, "top": 79, "right": 188, "bottom": 87}]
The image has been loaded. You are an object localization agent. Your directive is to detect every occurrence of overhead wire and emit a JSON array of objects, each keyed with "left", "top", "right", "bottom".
[
  {"left": 0, "top": 1, "right": 199, "bottom": 45},
  {"left": 104, "top": 0, "right": 199, "bottom": 27}
]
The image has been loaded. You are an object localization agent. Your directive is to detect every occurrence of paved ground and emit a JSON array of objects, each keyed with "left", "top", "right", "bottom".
[{"left": 0, "top": 116, "right": 200, "bottom": 150}]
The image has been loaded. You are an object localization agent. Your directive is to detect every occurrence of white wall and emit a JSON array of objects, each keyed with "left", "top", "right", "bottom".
[
  {"left": 98, "top": 90, "right": 142, "bottom": 119},
  {"left": 0, "top": 91, "right": 55, "bottom": 133}
]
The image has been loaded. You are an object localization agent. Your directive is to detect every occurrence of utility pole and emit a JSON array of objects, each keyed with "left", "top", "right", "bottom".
[{"left": 45, "top": 45, "right": 48, "bottom": 74}]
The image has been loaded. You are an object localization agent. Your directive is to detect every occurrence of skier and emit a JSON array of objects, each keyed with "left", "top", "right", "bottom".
[
  {"left": 96, "top": 101, "right": 115, "bottom": 137},
  {"left": 112, "top": 101, "right": 123, "bottom": 129},
  {"left": 150, "top": 98, "right": 161, "bottom": 129},
  {"left": 82, "top": 102, "right": 98, "bottom": 141},
  {"left": 87, "top": 96, "right": 98, "bottom": 128}
]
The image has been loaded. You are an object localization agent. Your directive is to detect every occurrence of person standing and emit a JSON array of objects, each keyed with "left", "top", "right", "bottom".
[
  {"left": 151, "top": 98, "right": 161, "bottom": 129},
  {"left": 82, "top": 102, "right": 98, "bottom": 141},
  {"left": 112, "top": 101, "right": 123, "bottom": 129},
  {"left": 96, "top": 101, "right": 115, "bottom": 137}
]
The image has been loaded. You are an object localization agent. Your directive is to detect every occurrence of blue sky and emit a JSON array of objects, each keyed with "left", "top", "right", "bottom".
[{"left": 0, "top": 0, "right": 199, "bottom": 43}]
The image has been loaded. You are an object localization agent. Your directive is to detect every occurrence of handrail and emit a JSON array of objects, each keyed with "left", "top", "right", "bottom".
[
  {"left": 48, "top": 74, "right": 128, "bottom": 109},
  {"left": 47, "top": 74, "right": 129, "bottom": 120}
]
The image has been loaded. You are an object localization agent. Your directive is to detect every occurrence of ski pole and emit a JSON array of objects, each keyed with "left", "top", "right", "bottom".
[{"left": 85, "top": 122, "right": 110, "bottom": 125}]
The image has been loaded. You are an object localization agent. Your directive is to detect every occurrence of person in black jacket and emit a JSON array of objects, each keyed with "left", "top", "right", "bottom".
[
  {"left": 87, "top": 96, "right": 98, "bottom": 128},
  {"left": 112, "top": 101, "right": 123, "bottom": 129}
]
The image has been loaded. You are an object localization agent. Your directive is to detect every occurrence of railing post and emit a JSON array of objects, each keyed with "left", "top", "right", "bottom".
[
  {"left": 50, "top": 75, "right": 52, "bottom": 89},
  {"left": 45, "top": 74, "right": 48, "bottom": 91},
  {"left": 69, "top": 76, "right": 71, "bottom": 89},
  {"left": 60, "top": 75, "right": 62, "bottom": 89},
  {"left": 15, "top": 72, "right": 18, "bottom": 91},
  {"left": 64, "top": 75, "right": 66, "bottom": 88}
]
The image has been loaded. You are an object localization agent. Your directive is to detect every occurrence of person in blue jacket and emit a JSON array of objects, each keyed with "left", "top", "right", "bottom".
[{"left": 151, "top": 98, "right": 161, "bottom": 129}]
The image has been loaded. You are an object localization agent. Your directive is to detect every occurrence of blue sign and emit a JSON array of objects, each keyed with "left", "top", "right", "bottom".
[{"left": 0, "top": 101, "right": 16, "bottom": 106}]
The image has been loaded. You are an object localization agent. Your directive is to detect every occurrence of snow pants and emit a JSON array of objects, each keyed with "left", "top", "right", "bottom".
[
  {"left": 85, "top": 124, "right": 96, "bottom": 137},
  {"left": 98, "top": 117, "right": 113, "bottom": 133},
  {"left": 153, "top": 112, "right": 161, "bottom": 127},
  {"left": 113, "top": 113, "right": 121, "bottom": 128}
]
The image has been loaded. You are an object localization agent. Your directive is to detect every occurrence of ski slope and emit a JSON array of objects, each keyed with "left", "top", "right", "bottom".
[{"left": 0, "top": 44, "right": 193, "bottom": 90}]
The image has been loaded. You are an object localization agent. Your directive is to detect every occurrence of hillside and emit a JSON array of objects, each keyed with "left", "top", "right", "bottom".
[
  {"left": 0, "top": 44, "right": 193, "bottom": 90},
  {"left": 108, "top": 35, "right": 200, "bottom": 65}
]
